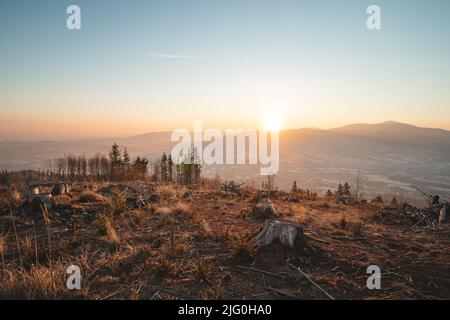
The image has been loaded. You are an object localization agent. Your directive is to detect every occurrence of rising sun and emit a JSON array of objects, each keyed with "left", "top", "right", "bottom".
[{"left": 263, "top": 115, "right": 284, "bottom": 132}]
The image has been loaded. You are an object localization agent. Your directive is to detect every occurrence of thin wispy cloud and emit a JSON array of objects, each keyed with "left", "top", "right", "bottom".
[{"left": 151, "top": 52, "right": 199, "bottom": 60}]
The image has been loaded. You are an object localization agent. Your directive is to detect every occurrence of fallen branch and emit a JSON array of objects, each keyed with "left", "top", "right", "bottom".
[
  {"left": 98, "top": 286, "right": 131, "bottom": 300},
  {"left": 288, "top": 263, "right": 335, "bottom": 300},
  {"left": 411, "top": 185, "right": 432, "bottom": 202},
  {"left": 408, "top": 215, "right": 429, "bottom": 232},
  {"left": 264, "top": 286, "right": 299, "bottom": 298},
  {"left": 331, "top": 236, "right": 366, "bottom": 241},
  {"left": 237, "top": 265, "right": 287, "bottom": 279},
  {"left": 304, "top": 233, "right": 331, "bottom": 244}
]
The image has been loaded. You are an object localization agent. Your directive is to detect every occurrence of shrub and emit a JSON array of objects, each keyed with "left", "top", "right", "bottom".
[
  {"left": 228, "top": 235, "right": 258, "bottom": 260},
  {"left": 350, "top": 222, "right": 364, "bottom": 237},
  {"left": 160, "top": 227, "right": 188, "bottom": 258},
  {"left": 110, "top": 188, "right": 126, "bottom": 215},
  {"left": 157, "top": 185, "right": 177, "bottom": 199},
  {"left": 193, "top": 257, "right": 212, "bottom": 282},
  {"left": 153, "top": 253, "right": 176, "bottom": 280}
]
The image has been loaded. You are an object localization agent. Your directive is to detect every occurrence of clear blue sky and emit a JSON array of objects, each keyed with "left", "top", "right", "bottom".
[{"left": 1, "top": 0, "right": 449, "bottom": 140}]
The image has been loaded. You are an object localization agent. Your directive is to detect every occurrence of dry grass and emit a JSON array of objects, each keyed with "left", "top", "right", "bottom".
[
  {"left": 147, "top": 203, "right": 158, "bottom": 214},
  {"left": 155, "top": 206, "right": 172, "bottom": 215},
  {"left": 157, "top": 185, "right": 177, "bottom": 199},
  {"left": 160, "top": 227, "right": 188, "bottom": 258},
  {"left": 157, "top": 210, "right": 177, "bottom": 227},
  {"left": 195, "top": 217, "right": 213, "bottom": 237},
  {"left": 200, "top": 281, "right": 227, "bottom": 300},
  {"left": 0, "top": 182, "right": 448, "bottom": 300},
  {"left": 79, "top": 190, "right": 105, "bottom": 203},
  {"left": 192, "top": 257, "right": 212, "bottom": 282},
  {"left": 173, "top": 202, "right": 190, "bottom": 215},
  {"left": 153, "top": 253, "right": 177, "bottom": 280},
  {"left": 8, "top": 191, "right": 21, "bottom": 208},
  {"left": 105, "top": 219, "right": 120, "bottom": 248},
  {"left": 349, "top": 222, "right": 364, "bottom": 237},
  {"left": 96, "top": 213, "right": 121, "bottom": 249},
  {"left": 129, "top": 210, "right": 145, "bottom": 224},
  {"left": 110, "top": 188, "right": 126, "bottom": 215},
  {"left": 339, "top": 216, "right": 348, "bottom": 229},
  {"left": 155, "top": 203, "right": 190, "bottom": 226},
  {"left": 19, "top": 235, "right": 35, "bottom": 264},
  {"left": 0, "top": 232, "right": 7, "bottom": 266},
  {"left": 0, "top": 263, "right": 85, "bottom": 299},
  {"left": 53, "top": 194, "right": 72, "bottom": 206},
  {"left": 228, "top": 235, "right": 259, "bottom": 261}
]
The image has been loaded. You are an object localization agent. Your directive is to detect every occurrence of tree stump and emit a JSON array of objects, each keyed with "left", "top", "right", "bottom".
[
  {"left": 52, "top": 183, "right": 70, "bottom": 195},
  {"left": 440, "top": 203, "right": 448, "bottom": 223},
  {"left": 287, "top": 195, "right": 300, "bottom": 203},
  {"left": 253, "top": 220, "right": 307, "bottom": 249},
  {"left": 251, "top": 200, "right": 278, "bottom": 219},
  {"left": 21, "top": 187, "right": 40, "bottom": 200},
  {"left": 28, "top": 193, "right": 53, "bottom": 216}
]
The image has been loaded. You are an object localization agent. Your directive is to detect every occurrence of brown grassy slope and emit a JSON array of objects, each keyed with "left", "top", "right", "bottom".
[{"left": 0, "top": 184, "right": 448, "bottom": 300}]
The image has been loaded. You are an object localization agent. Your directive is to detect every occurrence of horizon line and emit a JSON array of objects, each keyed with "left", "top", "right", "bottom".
[{"left": 1, "top": 120, "right": 449, "bottom": 144}]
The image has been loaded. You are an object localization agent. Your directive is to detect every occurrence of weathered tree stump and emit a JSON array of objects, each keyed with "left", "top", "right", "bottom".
[
  {"left": 253, "top": 220, "right": 307, "bottom": 249},
  {"left": 287, "top": 195, "right": 300, "bottom": 203},
  {"left": 28, "top": 193, "right": 53, "bottom": 214},
  {"left": 52, "top": 183, "right": 70, "bottom": 196},
  {"left": 251, "top": 200, "right": 278, "bottom": 219},
  {"left": 440, "top": 203, "right": 448, "bottom": 223},
  {"left": 21, "top": 187, "right": 40, "bottom": 199}
]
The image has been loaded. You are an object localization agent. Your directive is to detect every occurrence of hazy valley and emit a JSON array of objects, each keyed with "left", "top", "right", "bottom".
[{"left": 1, "top": 121, "right": 450, "bottom": 202}]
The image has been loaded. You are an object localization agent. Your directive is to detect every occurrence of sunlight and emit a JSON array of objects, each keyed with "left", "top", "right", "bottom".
[{"left": 263, "top": 115, "right": 284, "bottom": 132}]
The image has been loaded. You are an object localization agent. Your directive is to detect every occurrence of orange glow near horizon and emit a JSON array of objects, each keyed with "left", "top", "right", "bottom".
[{"left": 2, "top": 113, "right": 450, "bottom": 141}]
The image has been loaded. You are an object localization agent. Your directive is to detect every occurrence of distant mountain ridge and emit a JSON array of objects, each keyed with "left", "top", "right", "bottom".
[
  {"left": 330, "top": 121, "right": 450, "bottom": 147},
  {"left": 1, "top": 121, "right": 450, "bottom": 201}
]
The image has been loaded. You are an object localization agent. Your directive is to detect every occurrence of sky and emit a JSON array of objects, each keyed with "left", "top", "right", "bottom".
[{"left": 0, "top": 0, "right": 449, "bottom": 140}]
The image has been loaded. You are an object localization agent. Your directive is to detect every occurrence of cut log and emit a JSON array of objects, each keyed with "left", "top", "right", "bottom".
[
  {"left": 251, "top": 200, "right": 278, "bottom": 219},
  {"left": 254, "top": 220, "right": 306, "bottom": 249}
]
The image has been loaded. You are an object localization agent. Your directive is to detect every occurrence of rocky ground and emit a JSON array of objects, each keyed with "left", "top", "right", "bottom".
[{"left": 0, "top": 182, "right": 449, "bottom": 300}]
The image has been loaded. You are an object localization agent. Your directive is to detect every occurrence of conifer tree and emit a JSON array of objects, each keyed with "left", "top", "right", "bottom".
[
  {"left": 123, "top": 148, "right": 130, "bottom": 180},
  {"left": 343, "top": 182, "right": 351, "bottom": 196},
  {"left": 133, "top": 156, "right": 149, "bottom": 180},
  {"left": 109, "top": 143, "right": 122, "bottom": 181},
  {"left": 167, "top": 154, "right": 174, "bottom": 183},
  {"left": 161, "top": 152, "right": 168, "bottom": 183},
  {"left": 337, "top": 183, "right": 344, "bottom": 197}
]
